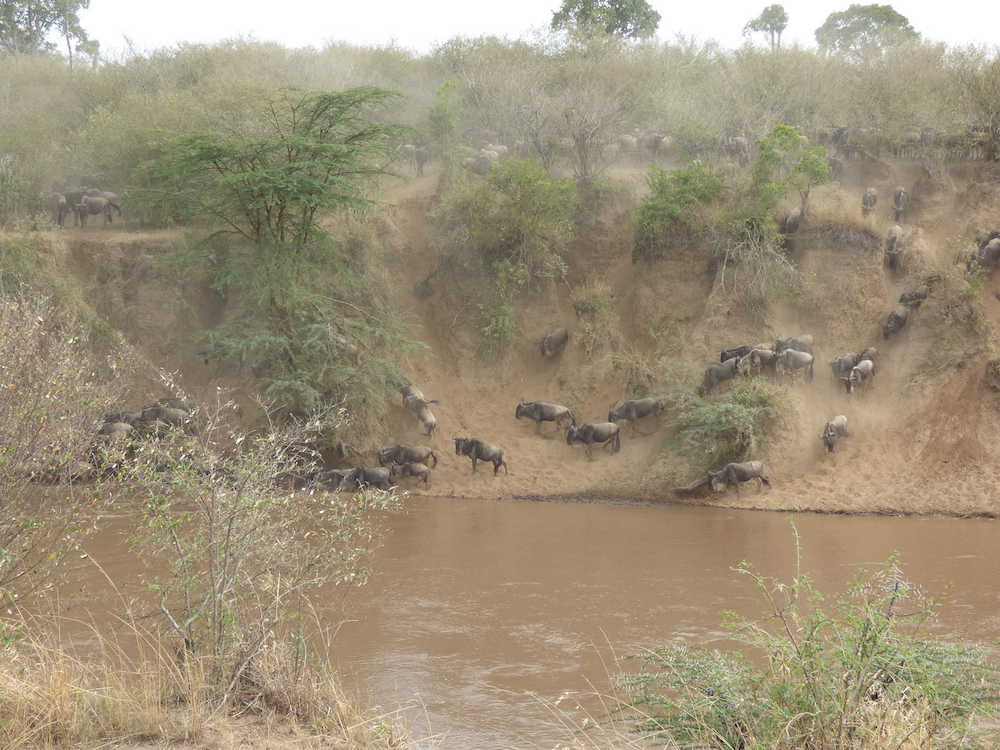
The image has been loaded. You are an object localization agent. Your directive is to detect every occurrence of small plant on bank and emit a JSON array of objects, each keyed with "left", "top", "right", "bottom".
[
  {"left": 572, "top": 279, "right": 616, "bottom": 357},
  {"left": 618, "top": 530, "right": 998, "bottom": 749}
]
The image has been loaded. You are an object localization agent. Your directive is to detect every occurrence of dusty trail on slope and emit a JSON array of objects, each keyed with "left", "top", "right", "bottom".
[{"left": 377, "top": 163, "right": 1000, "bottom": 516}]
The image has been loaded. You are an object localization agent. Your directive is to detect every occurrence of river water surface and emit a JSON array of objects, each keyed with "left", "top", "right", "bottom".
[
  {"left": 72, "top": 496, "right": 998, "bottom": 749},
  {"left": 329, "top": 497, "right": 999, "bottom": 749}
]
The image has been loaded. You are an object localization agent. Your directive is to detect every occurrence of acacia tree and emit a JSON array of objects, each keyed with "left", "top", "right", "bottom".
[
  {"left": 815, "top": 4, "right": 918, "bottom": 60},
  {"left": 551, "top": 0, "right": 661, "bottom": 40},
  {"left": 743, "top": 4, "right": 788, "bottom": 51},
  {"left": 753, "top": 124, "right": 831, "bottom": 219},
  {"left": 0, "top": 0, "right": 90, "bottom": 57}
]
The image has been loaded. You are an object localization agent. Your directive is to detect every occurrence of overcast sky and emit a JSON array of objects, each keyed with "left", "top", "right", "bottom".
[{"left": 78, "top": 0, "right": 999, "bottom": 58}]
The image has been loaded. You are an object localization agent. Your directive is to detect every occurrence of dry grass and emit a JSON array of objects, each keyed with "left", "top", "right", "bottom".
[{"left": 0, "top": 610, "right": 409, "bottom": 750}]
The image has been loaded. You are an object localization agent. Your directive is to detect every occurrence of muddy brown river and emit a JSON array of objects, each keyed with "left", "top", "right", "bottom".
[{"left": 71, "top": 496, "right": 998, "bottom": 749}]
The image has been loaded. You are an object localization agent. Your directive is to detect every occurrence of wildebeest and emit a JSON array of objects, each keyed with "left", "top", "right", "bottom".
[
  {"left": 341, "top": 467, "right": 392, "bottom": 491},
  {"left": 776, "top": 349, "right": 814, "bottom": 380},
  {"left": 884, "top": 224, "right": 904, "bottom": 270},
  {"left": 821, "top": 415, "right": 849, "bottom": 452},
  {"left": 515, "top": 400, "right": 575, "bottom": 432},
  {"left": 540, "top": 327, "right": 569, "bottom": 357},
  {"left": 377, "top": 444, "right": 438, "bottom": 468},
  {"left": 698, "top": 357, "right": 739, "bottom": 396},
  {"left": 454, "top": 437, "right": 509, "bottom": 474},
  {"left": 315, "top": 468, "right": 354, "bottom": 490},
  {"left": 566, "top": 422, "right": 621, "bottom": 458},
  {"left": 899, "top": 286, "right": 928, "bottom": 308},
  {"left": 781, "top": 207, "right": 802, "bottom": 236},
  {"left": 707, "top": 461, "right": 771, "bottom": 495},
  {"left": 48, "top": 193, "right": 68, "bottom": 227},
  {"left": 608, "top": 398, "right": 666, "bottom": 434},
  {"left": 389, "top": 461, "right": 430, "bottom": 484},
  {"left": 883, "top": 306, "right": 909, "bottom": 339},
  {"left": 400, "top": 385, "right": 439, "bottom": 436},
  {"left": 976, "top": 237, "right": 1000, "bottom": 268},
  {"left": 739, "top": 347, "right": 778, "bottom": 376},
  {"left": 830, "top": 352, "right": 862, "bottom": 377},
  {"left": 842, "top": 358, "right": 875, "bottom": 393},
  {"left": 720, "top": 345, "right": 752, "bottom": 363},
  {"left": 893, "top": 186, "right": 909, "bottom": 222},
  {"left": 774, "top": 335, "right": 814, "bottom": 355},
  {"left": 862, "top": 187, "right": 877, "bottom": 216},
  {"left": 77, "top": 195, "right": 115, "bottom": 227},
  {"left": 859, "top": 346, "right": 878, "bottom": 363}
]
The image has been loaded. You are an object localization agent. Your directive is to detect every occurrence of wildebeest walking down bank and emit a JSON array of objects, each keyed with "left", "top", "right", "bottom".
[
  {"left": 862, "top": 187, "right": 877, "bottom": 217},
  {"left": 400, "top": 384, "right": 439, "bottom": 436},
  {"left": 454, "top": 437, "right": 509, "bottom": 474},
  {"left": 708, "top": 461, "right": 771, "bottom": 496},
  {"left": 841, "top": 358, "right": 875, "bottom": 393},
  {"left": 566, "top": 422, "right": 621, "bottom": 458},
  {"left": 378, "top": 444, "right": 438, "bottom": 468},
  {"left": 893, "top": 186, "right": 909, "bottom": 222},
  {"left": 608, "top": 398, "right": 666, "bottom": 435},
  {"left": 698, "top": 357, "right": 739, "bottom": 396},
  {"left": 776, "top": 349, "right": 814, "bottom": 380},
  {"left": 515, "top": 401, "right": 576, "bottom": 432},
  {"left": 540, "top": 327, "right": 569, "bottom": 357},
  {"left": 821, "top": 415, "right": 849, "bottom": 452}
]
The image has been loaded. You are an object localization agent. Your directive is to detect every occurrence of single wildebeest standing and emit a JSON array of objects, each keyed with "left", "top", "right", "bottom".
[
  {"left": 883, "top": 306, "right": 909, "bottom": 340},
  {"left": 842, "top": 358, "right": 875, "bottom": 393},
  {"left": 698, "top": 357, "right": 739, "bottom": 396},
  {"left": 389, "top": 462, "right": 431, "bottom": 484},
  {"left": 885, "top": 224, "right": 904, "bottom": 270},
  {"left": 454, "top": 437, "right": 509, "bottom": 474},
  {"left": 899, "top": 286, "right": 928, "bottom": 308},
  {"left": 749, "top": 347, "right": 779, "bottom": 374},
  {"left": 566, "top": 422, "right": 621, "bottom": 458},
  {"left": 414, "top": 146, "right": 430, "bottom": 176},
  {"left": 515, "top": 400, "right": 576, "bottom": 433},
  {"left": 77, "top": 195, "right": 115, "bottom": 227},
  {"left": 774, "top": 335, "right": 814, "bottom": 354},
  {"left": 377, "top": 444, "right": 438, "bottom": 468},
  {"left": 708, "top": 461, "right": 771, "bottom": 496},
  {"left": 49, "top": 193, "right": 68, "bottom": 227},
  {"left": 776, "top": 349, "right": 815, "bottom": 380},
  {"left": 893, "top": 186, "right": 909, "bottom": 222},
  {"left": 781, "top": 207, "right": 802, "bottom": 236},
  {"left": 608, "top": 398, "right": 666, "bottom": 435},
  {"left": 862, "top": 187, "right": 877, "bottom": 217},
  {"left": 540, "top": 327, "right": 569, "bottom": 357},
  {"left": 821, "top": 415, "right": 849, "bottom": 452},
  {"left": 720, "top": 345, "right": 752, "bottom": 363}
]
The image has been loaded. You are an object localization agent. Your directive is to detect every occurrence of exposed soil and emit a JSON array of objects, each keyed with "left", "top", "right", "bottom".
[
  {"left": 374, "top": 161, "right": 1000, "bottom": 517},
  {"left": 46, "top": 159, "right": 1000, "bottom": 517}
]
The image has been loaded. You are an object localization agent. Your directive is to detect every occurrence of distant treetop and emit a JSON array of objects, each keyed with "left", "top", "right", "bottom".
[
  {"left": 550, "top": 0, "right": 661, "bottom": 40},
  {"left": 815, "top": 4, "right": 918, "bottom": 59},
  {"left": 743, "top": 5, "right": 789, "bottom": 51}
]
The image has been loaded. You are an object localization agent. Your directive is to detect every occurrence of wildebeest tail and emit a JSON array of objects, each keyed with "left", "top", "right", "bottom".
[
  {"left": 760, "top": 473, "right": 771, "bottom": 487},
  {"left": 429, "top": 450, "right": 438, "bottom": 468}
]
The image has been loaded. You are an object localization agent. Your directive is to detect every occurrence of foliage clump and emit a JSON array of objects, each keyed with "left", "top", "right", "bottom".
[
  {"left": 633, "top": 162, "right": 723, "bottom": 261},
  {"left": 619, "top": 540, "right": 997, "bottom": 749},
  {"left": 670, "top": 376, "right": 780, "bottom": 476}
]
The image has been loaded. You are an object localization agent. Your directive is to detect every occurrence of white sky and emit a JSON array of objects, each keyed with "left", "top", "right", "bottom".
[{"left": 78, "top": 0, "right": 1000, "bottom": 57}]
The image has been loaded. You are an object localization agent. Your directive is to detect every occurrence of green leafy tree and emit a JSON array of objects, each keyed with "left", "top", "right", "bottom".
[
  {"left": 0, "top": 0, "right": 90, "bottom": 56},
  {"left": 550, "top": 0, "right": 661, "bottom": 39},
  {"left": 743, "top": 4, "right": 788, "bottom": 51},
  {"left": 634, "top": 162, "right": 723, "bottom": 260},
  {"left": 815, "top": 4, "right": 918, "bottom": 60},
  {"left": 150, "top": 88, "right": 410, "bottom": 417},
  {"left": 752, "top": 123, "right": 831, "bottom": 219},
  {"left": 428, "top": 80, "right": 463, "bottom": 162}
]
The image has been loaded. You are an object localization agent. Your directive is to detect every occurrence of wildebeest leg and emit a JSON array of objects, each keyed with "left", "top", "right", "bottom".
[
  {"left": 471, "top": 456, "right": 478, "bottom": 472},
  {"left": 535, "top": 420, "right": 542, "bottom": 434}
]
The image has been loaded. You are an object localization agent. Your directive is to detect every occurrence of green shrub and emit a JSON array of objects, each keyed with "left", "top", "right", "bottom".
[
  {"left": 433, "top": 159, "right": 577, "bottom": 282},
  {"left": 619, "top": 537, "right": 998, "bottom": 749},
  {"left": 477, "top": 259, "right": 529, "bottom": 359},
  {"left": 634, "top": 162, "right": 722, "bottom": 261},
  {"left": 671, "top": 377, "right": 779, "bottom": 476}
]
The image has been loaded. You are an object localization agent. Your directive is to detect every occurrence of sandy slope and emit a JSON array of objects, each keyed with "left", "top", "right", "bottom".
[{"left": 375, "top": 162, "right": 1000, "bottom": 517}]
